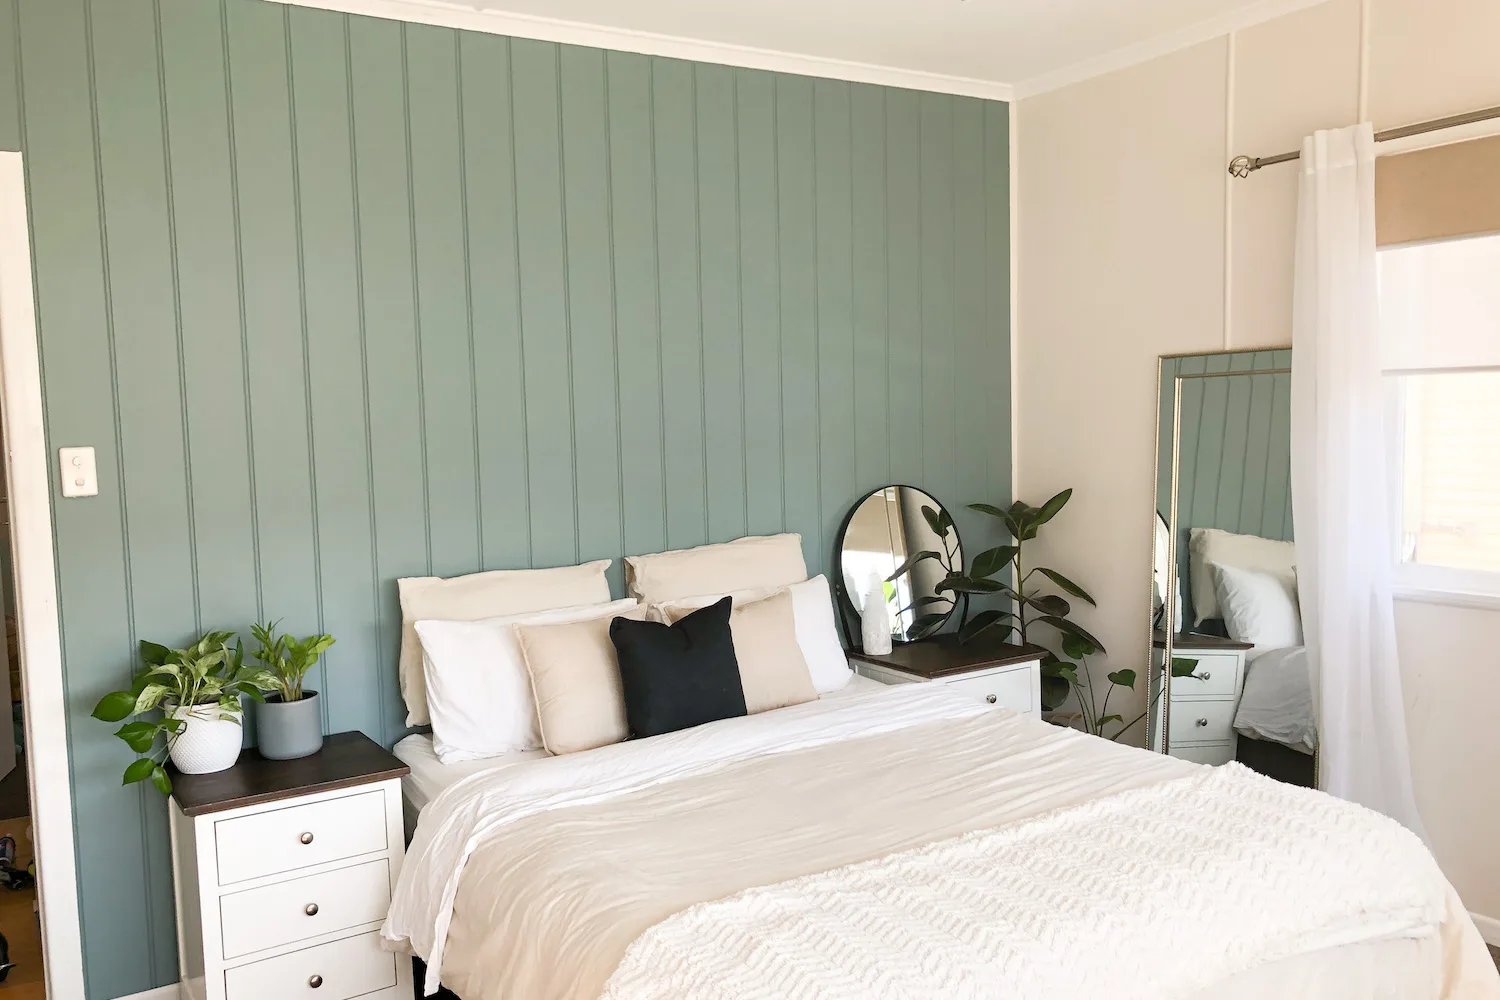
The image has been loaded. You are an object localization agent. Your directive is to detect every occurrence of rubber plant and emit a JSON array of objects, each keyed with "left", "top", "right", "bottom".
[{"left": 91, "top": 632, "right": 278, "bottom": 795}]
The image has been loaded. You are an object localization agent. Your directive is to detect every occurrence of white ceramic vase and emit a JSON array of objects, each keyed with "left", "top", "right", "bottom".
[
  {"left": 167, "top": 703, "right": 244, "bottom": 775},
  {"left": 861, "top": 575, "right": 894, "bottom": 655}
]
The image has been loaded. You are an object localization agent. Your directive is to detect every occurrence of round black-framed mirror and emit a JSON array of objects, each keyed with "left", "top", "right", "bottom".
[{"left": 832, "top": 485, "right": 964, "bottom": 648}]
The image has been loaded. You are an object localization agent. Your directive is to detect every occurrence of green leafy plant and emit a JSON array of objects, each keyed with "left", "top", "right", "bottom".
[
  {"left": 249, "top": 621, "right": 336, "bottom": 703},
  {"left": 91, "top": 632, "right": 278, "bottom": 795}
]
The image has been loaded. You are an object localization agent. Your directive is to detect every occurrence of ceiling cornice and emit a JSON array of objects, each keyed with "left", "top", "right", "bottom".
[
  {"left": 1010, "top": 0, "right": 1333, "bottom": 99},
  {"left": 270, "top": 0, "right": 1016, "bottom": 102}
]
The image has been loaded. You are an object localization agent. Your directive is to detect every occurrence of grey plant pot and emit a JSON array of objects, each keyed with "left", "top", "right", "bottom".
[{"left": 255, "top": 690, "right": 324, "bottom": 761}]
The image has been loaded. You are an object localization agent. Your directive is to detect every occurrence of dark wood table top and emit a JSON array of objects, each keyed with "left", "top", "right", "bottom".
[
  {"left": 847, "top": 632, "right": 1044, "bottom": 680},
  {"left": 1153, "top": 630, "right": 1255, "bottom": 651},
  {"left": 169, "top": 731, "right": 409, "bottom": 817}
]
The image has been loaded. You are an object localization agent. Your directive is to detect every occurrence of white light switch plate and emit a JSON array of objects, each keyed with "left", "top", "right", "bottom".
[{"left": 59, "top": 446, "right": 98, "bottom": 498}]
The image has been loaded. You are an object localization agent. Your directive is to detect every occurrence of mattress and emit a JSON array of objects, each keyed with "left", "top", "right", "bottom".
[{"left": 393, "top": 670, "right": 885, "bottom": 814}]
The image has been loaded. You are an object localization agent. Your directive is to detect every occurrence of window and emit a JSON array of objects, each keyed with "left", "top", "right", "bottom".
[{"left": 1378, "top": 232, "right": 1500, "bottom": 592}]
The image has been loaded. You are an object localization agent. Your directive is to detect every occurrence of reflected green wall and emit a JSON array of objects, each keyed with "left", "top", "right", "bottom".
[{"left": 0, "top": 0, "right": 1009, "bottom": 995}]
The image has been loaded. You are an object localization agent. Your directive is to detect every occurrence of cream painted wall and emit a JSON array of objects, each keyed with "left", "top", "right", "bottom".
[{"left": 1016, "top": 0, "right": 1500, "bottom": 922}]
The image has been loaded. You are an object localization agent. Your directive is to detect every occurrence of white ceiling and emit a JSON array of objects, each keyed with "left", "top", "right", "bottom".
[{"left": 300, "top": 0, "right": 1328, "bottom": 98}]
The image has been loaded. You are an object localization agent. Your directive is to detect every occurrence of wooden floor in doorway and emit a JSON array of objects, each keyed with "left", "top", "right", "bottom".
[{"left": 0, "top": 817, "right": 41, "bottom": 1000}]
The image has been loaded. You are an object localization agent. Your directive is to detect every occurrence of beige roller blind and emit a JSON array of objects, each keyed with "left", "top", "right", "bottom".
[{"left": 1376, "top": 133, "right": 1500, "bottom": 247}]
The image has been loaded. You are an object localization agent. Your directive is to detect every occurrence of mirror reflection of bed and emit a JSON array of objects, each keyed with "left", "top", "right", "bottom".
[{"left": 1148, "top": 349, "right": 1315, "bottom": 787}]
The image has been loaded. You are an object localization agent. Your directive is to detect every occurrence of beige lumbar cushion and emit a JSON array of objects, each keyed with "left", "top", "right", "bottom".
[
  {"left": 624, "top": 533, "right": 807, "bottom": 604},
  {"left": 397, "top": 560, "right": 612, "bottom": 726},
  {"left": 665, "top": 589, "right": 817, "bottom": 715},
  {"left": 517, "top": 605, "right": 649, "bottom": 755}
]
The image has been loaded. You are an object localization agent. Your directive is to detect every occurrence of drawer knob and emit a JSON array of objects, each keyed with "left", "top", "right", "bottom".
[
  {"left": 299, "top": 831, "right": 315, "bottom": 845},
  {"left": 304, "top": 902, "right": 319, "bottom": 917},
  {"left": 1196, "top": 718, "right": 1209, "bottom": 727},
  {"left": 985, "top": 694, "right": 997, "bottom": 704},
  {"left": 1199, "top": 672, "right": 1211, "bottom": 681},
  {"left": 309, "top": 974, "right": 323, "bottom": 988}
]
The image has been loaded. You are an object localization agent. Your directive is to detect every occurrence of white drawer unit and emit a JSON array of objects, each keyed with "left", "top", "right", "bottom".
[
  {"left": 1148, "top": 638, "right": 1251, "bottom": 766},
  {"left": 849, "top": 635, "right": 1043, "bottom": 719},
  {"left": 169, "top": 732, "right": 413, "bottom": 1000}
]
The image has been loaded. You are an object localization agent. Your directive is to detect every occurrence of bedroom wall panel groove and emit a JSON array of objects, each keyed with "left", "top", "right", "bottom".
[{"left": 0, "top": 1, "right": 1008, "bottom": 995}]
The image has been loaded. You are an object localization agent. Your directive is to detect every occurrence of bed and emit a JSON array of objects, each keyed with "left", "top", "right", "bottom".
[{"left": 383, "top": 684, "right": 1496, "bottom": 1000}]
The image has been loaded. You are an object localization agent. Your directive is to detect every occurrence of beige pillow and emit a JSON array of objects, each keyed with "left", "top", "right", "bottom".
[
  {"left": 624, "top": 534, "right": 808, "bottom": 604},
  {"left": 517, "top": 605, "right": 649, "bottom": 755},
  {"left": 397, "top": 560, "right": 612, "bottom": 725},
  {"left": 666, "top": 590, "right": 817, "bottom": 715}
]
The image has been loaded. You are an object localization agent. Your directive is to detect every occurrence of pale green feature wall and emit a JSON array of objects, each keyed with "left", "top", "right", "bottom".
[{"left": 0, "top": 0, "right": 1010, "bottom": 996}]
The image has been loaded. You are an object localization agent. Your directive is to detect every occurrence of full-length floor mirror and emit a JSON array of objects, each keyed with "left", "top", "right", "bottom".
[{"left": 1147, "top": 349, "right": 1316, "bottom": 787}]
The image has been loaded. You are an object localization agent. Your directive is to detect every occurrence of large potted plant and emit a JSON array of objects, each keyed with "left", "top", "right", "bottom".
[
  {"left": 91, "top": 632, "right": 279, "bottom": 794},
  {"left": 249, "top": 621, "right": 335, "bottom": 760}
]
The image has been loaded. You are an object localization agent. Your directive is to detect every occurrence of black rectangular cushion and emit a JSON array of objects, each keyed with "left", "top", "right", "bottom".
[{"left": 609, "top": 596, "right": 747, "bottom": 739}]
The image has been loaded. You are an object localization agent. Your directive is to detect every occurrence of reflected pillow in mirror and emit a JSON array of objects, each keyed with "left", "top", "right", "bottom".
[
  {"left": 1211, "top": 563, "right": 1302, "bottom": 652},
  {"left": 1188, "top": 528, "right": 1295, "bottom": 625}
]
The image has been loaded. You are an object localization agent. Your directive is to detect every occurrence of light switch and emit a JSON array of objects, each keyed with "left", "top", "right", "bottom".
[{"left": 59, "top": 447, "right": 98, "bottom": 498}]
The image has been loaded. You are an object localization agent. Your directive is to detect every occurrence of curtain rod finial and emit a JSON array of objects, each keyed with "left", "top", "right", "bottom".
[{"left": 1228, "top": 155, "right": 1256, "bottom": 179}]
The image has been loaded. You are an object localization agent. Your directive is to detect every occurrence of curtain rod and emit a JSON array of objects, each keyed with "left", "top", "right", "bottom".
[{"left": 1227, "top": 104, "right": 1500, "bottom": 178}]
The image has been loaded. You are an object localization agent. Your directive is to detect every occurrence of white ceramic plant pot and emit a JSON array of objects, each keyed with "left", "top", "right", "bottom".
[{"left": 166, "top": 704, "right": 244, "bottom": 775}]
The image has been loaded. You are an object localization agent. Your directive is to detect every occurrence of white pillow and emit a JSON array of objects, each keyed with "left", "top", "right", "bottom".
[
  {"left": 1188, "top": 528, "right": 1295, "bottom": 625},
  {"left": 1212, "top": 564, "right": 1302, "bottom": 652},
  {"left": 624, "top": 534, "right": 807, "bottom": 604},
  {"left": 397, "top": 560, "right": 612, "bottom": 725},
  {"left": 652, "top": 574, "right": 852, "bottom": 694},
  {"left": 414, "top": 598, "right": 639, "bottom": 762}
]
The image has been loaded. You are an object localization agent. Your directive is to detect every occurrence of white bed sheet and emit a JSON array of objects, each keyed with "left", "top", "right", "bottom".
[
  {"left": 393, "top": 668, "right": 883, "bottom": 815},
  {"left": 1235, "top": 646, "right": 1317, "bottom": 753}
]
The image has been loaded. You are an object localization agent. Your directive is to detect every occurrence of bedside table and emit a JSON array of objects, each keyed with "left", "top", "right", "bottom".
[
  {"left": 847, "top": 633, "right": 1043, "bottom": 718},
  {"left": 168, "top": 732, "right": 413, "bottom": 1000},
  {"left": 1148, "top": 632, "right": 1253, "bottom": 766}
]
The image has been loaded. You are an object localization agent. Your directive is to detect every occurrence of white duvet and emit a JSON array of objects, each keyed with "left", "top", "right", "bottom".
[
  {"left": 1235, "top": 646, "right": 1317, "bottom": 753},
  {"left": 384, "top": 686, "right": 1497, "bottom": 1000}
]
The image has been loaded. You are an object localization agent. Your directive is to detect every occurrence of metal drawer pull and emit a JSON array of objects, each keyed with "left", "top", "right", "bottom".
[
  {"left": 985, "top": 694, "right": 997, "bottom": 704},
  {"left": 299, "top": 831, "right": 315, "bottom": 845},
  {"left": 304, "top": 903, "right": 319, "bottom": 916},
  {"left": 309, "top": 974, "right": 323, "bottom": 988},
  {"left": 1196, "top": 718, "right": 1209, "bottom": 727}
]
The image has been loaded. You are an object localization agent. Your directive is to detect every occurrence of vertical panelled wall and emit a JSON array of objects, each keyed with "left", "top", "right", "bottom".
[
  {"left": 1164, "top": 350, "right": 1293, "bottom": 620},
  {"left": 0, "top": 0, "right": 1009, "bottom": 995}
]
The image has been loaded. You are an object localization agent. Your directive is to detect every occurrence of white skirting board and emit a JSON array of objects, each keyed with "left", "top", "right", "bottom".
[
  {"left": 1472, "top": 912, "right": 1500, "bottom": 947},
  {"left": 115, "top": 985, "right": 180, "bottom": 1000}
]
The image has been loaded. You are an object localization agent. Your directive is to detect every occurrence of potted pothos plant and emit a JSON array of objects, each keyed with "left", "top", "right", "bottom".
[
  {"left": 891, "top": 489, "right": 1187, "bottom": 742},
  {"left": 249, "top": 621, "right": 335, "bottom": 760},
  {"left": 91, "top": 632, "right": 279, "bottom": 794}
]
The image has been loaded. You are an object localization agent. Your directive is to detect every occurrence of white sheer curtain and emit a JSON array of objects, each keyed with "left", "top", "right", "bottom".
[{"left": 1289, "top": 124, "right": 1425, "bottom": 836}]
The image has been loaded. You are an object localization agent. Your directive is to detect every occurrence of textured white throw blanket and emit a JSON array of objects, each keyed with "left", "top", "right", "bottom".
[{"left": 601, "top": 762, "right": 1446, "bottom": 1000}]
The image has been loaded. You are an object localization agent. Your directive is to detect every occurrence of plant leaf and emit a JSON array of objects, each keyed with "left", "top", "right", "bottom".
[
  {"left": 1106, "top": 668, "right": 1138, "bottom": 689},
  {"left": 92, "top": 690, "right": 138, "bottom": 723},
  {"left": 114, "top": 721, "right": 159, "bottom": 753},
  {"left": 957, "top": 610, "right": 1016, "bottom": 644},
  {"left": 133, "top": 683, "right": 170, "bottom": 716},
  {"left": 1171, "top": 657, "right": 1200, "bottom": 677},
  {"left": 1035, "top": 567, "right": 1097, "bottom": 606},
  {"left": 1031, "top": 488, "right": 1073, "bottom": 527},
  {"left": 138, "top": 640, "right": 172, "bottom": 667},
  {"left": 970, "top": 546, "right": 1017, "bottom": 580},
  {"left": 906, "top": 613, "right": 949, "bottom": 641},
  {"left": 1023, "top": 593, "right": 1071, "bottom": 617},
  {"left": 1035, "top": 615, "right": 1107, "bottom": 655},
  {"left": 885, "top": 550, "right": 940, "bottom": 583},
  {"left": 1099, "top": 714, "right": 1124, "bottom": 727},
  {"left": 149, "top": 764, "right": 172, "bottom": 796},
  {"left": 943, "top": 577, "right": 1006, "bottom": 595},
  {"left": 920, "top": 504, "right": 952, "bottom": 539},
  {"left": 966, "top": 502, "right": 1009, "bottom": 519},
  {"left": 122, "top": 757, "right": 156, "bottom": 785},
  {"left": 1039, "top": 675, "right": 1071, "bottom": 712},
  {"left": 1059, "top": 633, "right": 1094, "bottom": 660}
]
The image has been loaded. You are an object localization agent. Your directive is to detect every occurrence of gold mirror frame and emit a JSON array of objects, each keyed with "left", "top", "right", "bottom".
[{"left": 1146, "top": 348, "right": 1317, "bottom": 786}]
